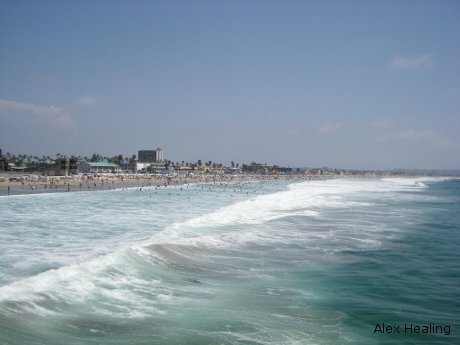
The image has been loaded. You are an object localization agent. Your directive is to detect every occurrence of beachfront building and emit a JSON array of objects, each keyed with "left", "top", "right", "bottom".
[
  {"left": 272, "top": 166, "right": 293, "bottom": 174},
  {"left": 8, "top": 164, "right": 27, "bottom": 173},
  {"left": 119, "top": 162, "right": 137, "bottom": 173},
  {"left": 175, "top": 166, "right": 194, "bottom": 174},
  {"left": 135, "top": 162, "right": 150, "bottom": 172},
  {"left": 149, "top": 162, "right": 166, "bottom": 172},
  {"left": 0, "top": 156, "right": 7, "bottom": 173},
  {"left": 242, "top": 162, "right": 269, "bottom": 174},
  {"left": 77, "top": 162, "right": 120, "bottom": 174},
  {"left": 43, "top": 158, "right": 78, "bottom": 176},
  {"left": 306, "top": 168, "right": 324, "bottom": 176},
  {"left": 138, "top": 148, "right": 164, "bottom": 163},
  {"left": 135, "top": 161, "right": 166, "bottom": 173}
]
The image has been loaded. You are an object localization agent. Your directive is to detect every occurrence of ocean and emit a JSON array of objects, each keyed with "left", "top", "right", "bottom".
[{"left": 0, "top": 177, "right": 458, "bottom": 345}]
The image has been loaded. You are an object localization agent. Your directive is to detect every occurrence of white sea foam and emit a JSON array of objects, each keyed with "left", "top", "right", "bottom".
[
  {"left": 147, "top": 183, "right": 345, "bottom": 244},
  {"left": 145, "top": 177, "right": 455, "bottom": 260},
  {"left": 0, "top": 177, "right": 450, "bottom": 316},
  {"left": 0, "top": 247, "right": 173, "bottom": 318}
]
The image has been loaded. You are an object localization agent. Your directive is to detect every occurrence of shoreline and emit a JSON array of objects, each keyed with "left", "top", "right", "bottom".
[
  {"left": 0, "top": 174, "right": 320, "bottom": 197},
  {"left": 1, "top": 173, "right": 444, "bottom": 197}
]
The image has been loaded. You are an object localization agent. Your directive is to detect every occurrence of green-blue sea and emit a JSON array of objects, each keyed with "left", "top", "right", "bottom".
[{"left": 1, "top": 177, "right": 459, "bottom": 344}]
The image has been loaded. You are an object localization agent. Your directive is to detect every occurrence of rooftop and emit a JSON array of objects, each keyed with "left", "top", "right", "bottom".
[{"left": 88, "top": 162, "right": 119, "bottom": 168}]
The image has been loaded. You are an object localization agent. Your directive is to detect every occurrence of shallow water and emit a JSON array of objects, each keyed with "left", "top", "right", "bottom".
[{"left": 1, "top": 177, "right": 458, "bottom": 344}]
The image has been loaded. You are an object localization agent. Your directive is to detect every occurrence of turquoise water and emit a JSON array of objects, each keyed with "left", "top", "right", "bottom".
[{"left": 0, "top": 178, "right": 458, "bottom": 344}]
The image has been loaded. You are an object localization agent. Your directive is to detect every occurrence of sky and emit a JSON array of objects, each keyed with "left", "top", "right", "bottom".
[{"left": 1, "top": 0, "right": 459, "bottom": 169}]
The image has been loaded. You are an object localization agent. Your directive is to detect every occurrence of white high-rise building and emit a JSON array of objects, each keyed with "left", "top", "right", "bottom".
[{"left": 155, "top": 148, "right": 164, "bottom": 162}]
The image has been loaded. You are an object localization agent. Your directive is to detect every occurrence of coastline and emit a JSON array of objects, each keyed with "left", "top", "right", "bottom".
[
  {"left": 0, "top": 174, "right": 321, "bottom": 197},
  {"left": 1, "top": 173, "right": 450, "bottom": 197}
]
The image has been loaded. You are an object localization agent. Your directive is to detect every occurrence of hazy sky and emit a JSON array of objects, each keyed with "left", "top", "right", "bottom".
[{"left": 1, "top": 0, "right": 459, "bottom": 169}]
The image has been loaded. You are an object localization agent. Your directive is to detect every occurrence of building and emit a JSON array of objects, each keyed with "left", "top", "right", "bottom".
[
  {"left": 134, "top": 161, "right": 166, "bottom": 173},
  {"left": 135, "top": 162, "right": 151, "bottom": 172},
  {"left": 45, "top": 158, "right": 78, "bottom": 176},
  {"left": 77, "top": 162, "right": 120, "bottom": 174},
  {"left": 0, "top": 149, "right": 6, "bottom": 172},
  {"left": 155, "top": 148, "right": 164, "bottom": 162},
  {"left": 138, "top": 150, "right": 156, "bottom": 162},
  {"left": 272, "top": 167, "right": 293, "bottom": 174},
  {"left": 149, "top": 162, "right": 166, "bottom": 172},
  {"left": 119, "top": 162, "right": 137, "bottom": 173},
  {"left": 138, "top": 148, "right": 164, "bottom": 162}
]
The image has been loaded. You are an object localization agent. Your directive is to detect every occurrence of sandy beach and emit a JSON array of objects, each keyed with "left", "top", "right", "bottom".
[{"left": 0, "top": 173, "right": 317, "bottom": 196}]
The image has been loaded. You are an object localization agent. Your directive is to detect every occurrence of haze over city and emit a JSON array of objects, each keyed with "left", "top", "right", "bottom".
[{"left": 1, "top": 0, "right": 459, "bottom": 169}]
